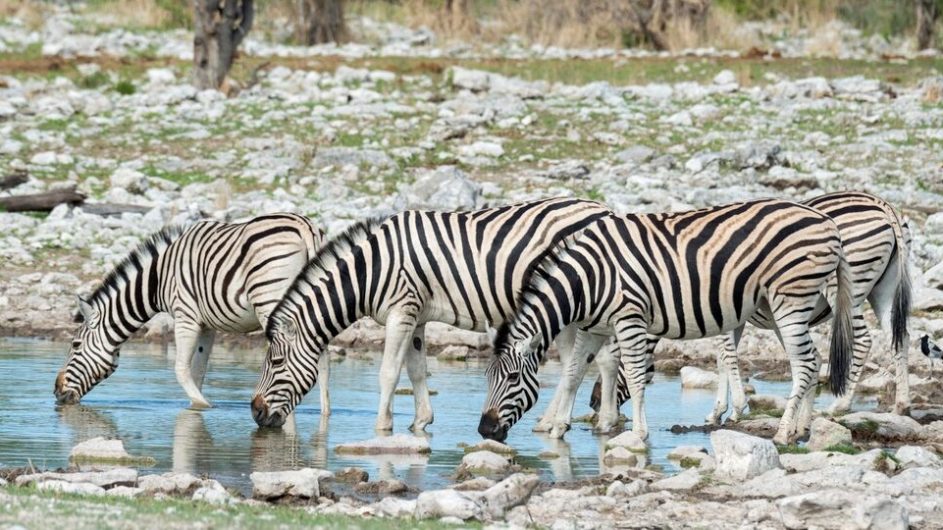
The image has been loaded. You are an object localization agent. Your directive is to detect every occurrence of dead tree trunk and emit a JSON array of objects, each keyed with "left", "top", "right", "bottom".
[
  {"left": 916, "top": 0, "right": 940, "bottom": 50},
  {"left": 628, "top": 0, "right": 711, "bottom": 51},
  {"left": 0, "top": 170, "right": 28, "bottom": 191},
  {"left": 0, "top": 186, "right": 85, "bottom": 213},
  {"left": 297, "top": 0, "right": 348, "bottom": 44},
  {"left": 192, "top": 0, "right": 255, "bottom": 90}
]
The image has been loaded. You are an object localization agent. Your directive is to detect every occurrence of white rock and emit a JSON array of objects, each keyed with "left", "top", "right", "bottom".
[
  {"left": 853, "top": 497, "right": 909, "bottom": 530},
  {"left": 106, "top": 486, "right": 142, "bottom": 498},
  {"left": 667, "top": 445, "right": 709, "bottom": 461},
  {"left": 110, "top": 168, "right": 149, "bottom": 194},
  {"left": 711, "top": 429, "right": 781, "bottom": 481},
  {"left": 650, "top": 469, "right": 701, "bottom": 491},
  {"left": 250, "top": 468, "right": 333, "bottom": 499},
  {"left": 374, "top": 497, "right": 418, "bottom": 518},
  {"left": 680, "top": 366, "right": 718, "bottom": 389},
  {"left": 335, "top": 434, "right": 431, "bottom": 455},
  {"left": 398, "top": 165, "right": 482, "bottom": 211},
  {"left": 29, "top": 151, "right": 59, "bottom": 166},
  {"left": 606, "top": 479, "right": 646, "bottom": 498},
  {"left": 449, "top": 67, "right": 491, "bottom": 92},
  {"left": 840, "top": 412, "right": 923, "bottom": 439},
  {"left": 713, "top": 69, "right": 737, "bottom": 85},
  {"left": 146, "top": 68, "right": 176, "bottom": 85},
  {"left": 478, "top": 473, "right": 540, "bottom": 519},
  {"left": 778, "top": 490, "right": 907, "bottom": 530},
  {"left": 16, "top": 469, "right": 137, "bottom": 489},
  {"left": 605, "top": 431, "right": 647, "bottom": 453},
  {"left": 37, "top": 480, "right": 105, "bottom": 496},
  {"left": 603, "top": 446, "right": 639, "bottom": 465},
  {"left": 466, "top": 439, "right": 516, "bottom": 455},
  {"left": 807, "top": 417, "right": 853, "bottom": 451},
  {"left": 461, "top": 450, "right": 510, "bottom": 473},
  {"left": 415, "top": 489, "right": 482, "bottom": 520},
  {"left": 459, "top": 141, "right": 504, "bottom": 158},
  {"left": 139, "top": 473, "right": 202, "bottom": 494},
  {"left": 70, "top": 437, "right": 131, "bottom": 461},
  {"left": 924, "top": 261, "right": 943, "bottom": 290},
  {"left": 895, "top": 446, "right": 942, "bottom": 469},
  {"left": 192, "top": 480, "right": 232, "bottom": 505}
]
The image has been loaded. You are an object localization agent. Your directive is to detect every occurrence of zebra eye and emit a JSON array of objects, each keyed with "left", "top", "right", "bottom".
[
  {"left": 271, "top": 356, "right": 285, "bottom": 368},
  {"left": 507, "top": 371, "right": 520, "bottom": 383}
]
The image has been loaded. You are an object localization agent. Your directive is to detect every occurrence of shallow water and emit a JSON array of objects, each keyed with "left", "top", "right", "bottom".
[{"left": 0, "top": 337, "right": 855, "bottom": 494}]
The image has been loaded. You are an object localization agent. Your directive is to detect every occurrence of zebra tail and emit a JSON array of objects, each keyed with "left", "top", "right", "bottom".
[
  {"left": 890, "top": 218, "right": 912, "bottom": 355},
  {"left": 829, "top": 250, "right": 855, "bottom": 396}
]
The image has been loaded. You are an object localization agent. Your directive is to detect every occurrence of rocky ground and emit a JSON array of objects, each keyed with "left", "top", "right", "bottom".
[{"left": 2, "top": 4, "right": 943, "bottom": 528}]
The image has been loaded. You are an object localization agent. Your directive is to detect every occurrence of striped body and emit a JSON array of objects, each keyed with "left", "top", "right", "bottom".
[
  {"left": 592, "top": 191, "right": 912, "bottom": 422},
  {"left": 54, "top": 213, "right": 326, "bottom": 410},
  {"left": 480, "top": 198, "right": 855, "bottom": 445},
  {"left": 250, "top": 198, "right": 611, "bottom": 430}
]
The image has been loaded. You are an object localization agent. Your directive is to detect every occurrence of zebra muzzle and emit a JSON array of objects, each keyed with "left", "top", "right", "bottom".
[
  {"left": 477, "top": 408, "right": 507, "bottom": 442},
  {"left": 251, "top": 394, "right": 285, "bottom": 428},
  {"left": 54, "top": 371, "right": 80, "bottom": 405}
]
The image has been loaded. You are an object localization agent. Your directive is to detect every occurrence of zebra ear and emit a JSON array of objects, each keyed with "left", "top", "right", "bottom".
[
  {"left": 76, "top": 296, "right": 99, "bottom": 327},
  {"left": 527, "top": 334, "right": 541, "bottom": 351},
  {"left": 278, "top": 319, "right": 298, "bottom": 340}
]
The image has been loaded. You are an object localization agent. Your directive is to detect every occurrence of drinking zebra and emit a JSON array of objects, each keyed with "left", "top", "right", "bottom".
[
  {"left": 250, "top": 198, "right": 611, "bottom": 431},
  {"left": 480, "top": 198, "right": 856, "bottom": 446},
  {"left": 54, "top": 213, "right": 330, "bottom": 412},
  {"left": 588, "top": 191, "right": 913, "bottom": 424}
]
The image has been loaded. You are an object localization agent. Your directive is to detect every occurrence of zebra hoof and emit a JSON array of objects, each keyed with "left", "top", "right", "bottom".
[
  {"left": 189, "top": 398, "right": 212, "bottom": 410},
  {"left": 548, "top": 423, "right": 570, "bottom": 439},
  {"left": 532, "top": 420, "right": 553, "bottom": 433}
]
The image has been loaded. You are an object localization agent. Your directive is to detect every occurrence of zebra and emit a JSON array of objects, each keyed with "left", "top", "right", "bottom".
[
  {"left": 53, "top": 213, "right": 330, "bottom": 412},
  {"left": 588, "top": 191, "right": 913, "bottom": 424},
  {"left": 249, "top": 198, "right": 612, "bottom": 432},
  {"left": 479, "top": 198, "right": 856, "bottom": 446}
]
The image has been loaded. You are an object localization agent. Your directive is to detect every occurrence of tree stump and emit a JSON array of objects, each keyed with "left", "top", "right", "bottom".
[
  {"left": 297, "top": 0, "right": 348, "bottom": 45},
  {"left": 916, "top": 0, "right": 940, "bottom": 50}
]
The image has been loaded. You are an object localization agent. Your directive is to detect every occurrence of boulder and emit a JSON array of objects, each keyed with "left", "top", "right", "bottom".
[
  {"left": 680, "top": 366, "right": 718, "bottom": 389},
  {"left": 895, "top": 446, "right": 942, "bottom": 469},
  {"left": 250, "top": 468, "right": 333, "bottom": 499},
  {"left": 777, "top": 490, "right": 907, "bottom": 530},
  {"left": 106, "top": 486, "right": 143, "bottom": 498},
  {"left": 603, "top": 446, "right": 638, "bottom": 465},
  {"left": 807, "top": 417, "right": 853, "bottom": 451},
  {"left": 840, "top": 412, "right": 923, "bottom": 440},
  {"left": 335, "top": 434, "right": 431, "bottom": 455},
  {"left": 16, "top": 468, "right": 138, "bottom": 489},
  {"left": 925, "top": 261, "right": 943, "bottom": 290},
  {"left": 373, "top": 497, "right": 418, "bottom": 518},
  {"left": 460, "top": 450, "right": 510, "bottom": 474},
  {"left": 606, "top": 479, "right": 646, "bottom": 498},
  {"left": 748, "top": 394, "right": 787, "bottom": 412},
  {"left": 354, "top": 479, "right": 409, "bottom": 495},
  {"left": 139, "top": 473, "right": 203, "bottom": 494},
  {"left": 464, "top": 439, "right": 516, "bottom": 455},
  {"left": 605, "top": 431, "right": 647, "bottom": 453},
  {"left": 711, "top": 429, "right": 781, "bottom": 481},
  {"left": 109, "top": 168, "right": 149, "bottom": 195},
  {"left": 192, "top": 480, "right": 232, "bottom": 505},
  {"left": 37, "top": 480, "right": 105, "bottom": 496},
  {"left": 334, "top": 467, "right": 369, "bottom": 483},
  {"left": 68, "top": 437, "right": 152, "bottom": 464},
  {"left": 452, "top": 477, "right": 496, "bottom": 491},
  {"left": 667, "top": 445, "right": 709, "bottom": 461},
  {"left": 478, "top": 473, "right": 540, "bottom": 519},
  {"left": 415, "top": 489, "right": 483, "bottom": 520},
  {"left": 650, "top": 469, "right": 701, "bottom": 491},
  {"left": 449, "top": 67, "right": 491, "bottom": 92},
  {"left": 398, "top": 165, "right": 482, "bottom": 211}
]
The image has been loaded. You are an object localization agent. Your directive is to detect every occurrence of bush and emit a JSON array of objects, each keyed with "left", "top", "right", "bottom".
[{"left": 114, "top": 80, "right": 136, "bottom": 95}]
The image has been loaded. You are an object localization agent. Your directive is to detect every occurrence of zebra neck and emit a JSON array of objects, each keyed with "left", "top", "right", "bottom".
[{"left": 95, "top": 251, "right": 167, "bottom": 342}]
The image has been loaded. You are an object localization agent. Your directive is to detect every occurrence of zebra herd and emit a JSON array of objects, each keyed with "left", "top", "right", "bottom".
[{"left": 54, "top": 191, "right": 912, "bottom": 448}]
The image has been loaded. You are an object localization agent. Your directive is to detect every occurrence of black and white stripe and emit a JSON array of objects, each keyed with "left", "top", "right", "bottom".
[
  {"left": 590, "top": 191, "right": 912, "bottom": 423},
  {"left": 481, "top": 198, "right": 856, "bottom": 445},
  {"left": 54, "top": 213, "right": 326, "bottom": 410},
  {"left": 250, "top": 198, "right": 611, "bottom": 431}
]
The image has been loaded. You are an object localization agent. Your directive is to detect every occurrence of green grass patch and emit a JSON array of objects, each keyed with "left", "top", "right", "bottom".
[
  {"left": 824, "top": 443, "right": 860, "bottom": 455},
  {"left": 776, "top": 444, "right": 810, "bottom": 454},
  {"left": 679, "top": 457, "right": 702, "bottom": 468},
  {"left": 114, "top": 79, "right": 136, "bottom": 95},
  {"left": 2, "top": 485, "right": 465, "bottom": 529}
]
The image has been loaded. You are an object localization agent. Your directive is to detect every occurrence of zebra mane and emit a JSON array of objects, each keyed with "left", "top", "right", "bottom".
[
  {"left": 492, "top": 232, "right": 583, "bottom": 356},
  {"left": 83, "top": 224, "right": 186, "bottom": 309},
  {"left": 265, "top": 216, "right": 388, "bottom": 339}
]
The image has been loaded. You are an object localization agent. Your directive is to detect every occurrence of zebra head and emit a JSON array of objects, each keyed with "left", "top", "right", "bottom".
[
  {"left": 252, "top": 317, "right": 318, "bottom": 428},
  {"left": 479, "top": 333, "right": 542, "bottom": 442},
  {"left": 54, "top": 296, "right": 120, "bottom": 405}
]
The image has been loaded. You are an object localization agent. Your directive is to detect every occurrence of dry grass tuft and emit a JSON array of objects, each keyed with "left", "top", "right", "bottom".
[{"left": 0, "top": 0, "right": 48, "bottom": 29}]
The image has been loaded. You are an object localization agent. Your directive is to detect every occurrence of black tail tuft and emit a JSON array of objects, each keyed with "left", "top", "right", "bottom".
[{"left": 829, "top": 254, "right": 855, "bottom": 396}]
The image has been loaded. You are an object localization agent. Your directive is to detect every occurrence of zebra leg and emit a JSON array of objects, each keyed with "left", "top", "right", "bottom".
[
  {"left": 708, "top": 338, "right": 731, "bottom": 426},
  {"left": 709, "top": 325, "right": 746, "bottom": 424},
  {"left": 893, "top": 325, "right": 911, "bottom": 416},
  {"left": 594, "top": 339, "right": 622, "bottom": 433},
  {"left": 548, "top": 331, "right": 607, "bottom": 439},
  {"left": 190, "top": 328, "right": 215, "bottom": 391},
  {"left": 318, "top": 350, "right": 331, "bottom": 417},
  {"left": 534, "top": 325, "right": 577, "bottom": 433},
  {"left": 828, "top": 314, "right": 871, "bottom": 415},
  {"left": 772, "top": 321, "right": 818, "bottom": 445},
  {"left": 614, "top": 317, "right": 651, "bottom": 441},
  {"left": 375, "top": 312, "right": 419, "bottom": 432},
  {"left": 173, "top": 318, "right": 212, "bottom": 409},
  {"left": 406, "top": 325, "right": 434, "bottom": 432}
]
